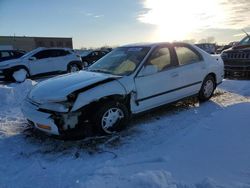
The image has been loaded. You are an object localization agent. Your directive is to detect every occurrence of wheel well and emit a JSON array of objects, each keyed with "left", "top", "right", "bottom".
[
  {"left": 81, "top": 94, "right": 131, "bottom": 116},
  {"left": 11, "top": 66, "right": 30, "bottom": 77},
  {"left": 99, "top": 95, "right": 130, "bottom": 107},
  {"left": 206, "top": 72, "right": 217, "bottom": 84}
]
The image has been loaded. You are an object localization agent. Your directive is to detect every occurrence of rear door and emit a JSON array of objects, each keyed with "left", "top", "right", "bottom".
[
  {"left": 172, "top": 43, "right": 206, "bottom": 97},
  {"left": 133, "top": 45, "right": 183, "bottom": 113},
  {"left": 49, "top": 49, "right": 70, "bottom": 72}
]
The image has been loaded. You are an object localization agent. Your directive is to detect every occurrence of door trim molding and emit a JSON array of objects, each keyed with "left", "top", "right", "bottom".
[{"left": 136, "top": 81, "right": 202, "bottom": 103}]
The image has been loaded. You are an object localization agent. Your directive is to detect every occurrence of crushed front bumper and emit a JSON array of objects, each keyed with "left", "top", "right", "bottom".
[{"left": 21, "top": 99, "right": 60, "bottom": 135}]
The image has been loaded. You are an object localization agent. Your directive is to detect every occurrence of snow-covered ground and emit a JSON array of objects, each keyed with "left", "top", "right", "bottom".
[{"left": 0, "top": 79, "right": 250, "bottom": 188}]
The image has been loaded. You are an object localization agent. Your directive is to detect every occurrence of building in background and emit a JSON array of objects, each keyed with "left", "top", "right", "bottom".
[{"left": 0, "top": 36, "right": 73, "bottom": 51}]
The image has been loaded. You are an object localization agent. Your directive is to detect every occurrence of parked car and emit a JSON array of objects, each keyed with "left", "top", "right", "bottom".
[
  {"left": 216, "top": 42, "right": 238, "bottom": 54},
  {"left": 0, "top": 47, "right": 82, "bottom": 82},
  {"left": 22, "top": 42, "right": 224, "bottom": 137},
  {"left": 221, "top": 36, "right": 250, "bottom": 78},
  {"left": 195, "top": 43, "right": 216, "bottom": 54},
  {"left": 81, "top": 50, "right": 109, "bottom": 66},
  {"left": 0, "top": 50, "right": 26, "bottom": 62}
]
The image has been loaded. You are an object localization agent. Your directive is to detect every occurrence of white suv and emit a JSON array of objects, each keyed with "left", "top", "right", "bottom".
[
  {"left": 0, "top": 47, "right": 82, "bottom": 82},
  {"left": 22, "top": 42, "right": 224, "bottom": 137}
]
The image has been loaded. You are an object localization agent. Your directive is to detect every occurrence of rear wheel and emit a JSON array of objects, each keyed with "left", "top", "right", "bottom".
[
  {"left": 68, "top": 64, "right": 80, "bottom": 73},
  {"left": 198, "top": 75, "right": 216, "bottom": 101},
  {"left": 92, "top": 102, "right": 129, "bottom": 134},
  {"left": 83, "top": 61, "right": 89, "bottom": 67}
]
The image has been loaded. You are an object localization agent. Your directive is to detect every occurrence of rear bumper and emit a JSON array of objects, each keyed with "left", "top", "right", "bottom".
[{"left": 21, "top": 99, "right": 60, "bottom": 135}]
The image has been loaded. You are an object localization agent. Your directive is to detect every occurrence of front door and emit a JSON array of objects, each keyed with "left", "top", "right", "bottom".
[
  {"left": 29, "top": 50, "right": 55, "bottom": 76},
  {"left": 133, "top": 45, "right": 182, "bottom": 113}
]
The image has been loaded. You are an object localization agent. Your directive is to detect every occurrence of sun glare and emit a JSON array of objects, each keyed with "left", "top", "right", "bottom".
[{"left": 139, "top": 0, "right": 228, "bottom": 41}]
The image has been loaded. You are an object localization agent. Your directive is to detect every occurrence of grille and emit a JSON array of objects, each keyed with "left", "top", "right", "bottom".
[{"left": 227, "top": 52, "right": 250, "bottom": 59}]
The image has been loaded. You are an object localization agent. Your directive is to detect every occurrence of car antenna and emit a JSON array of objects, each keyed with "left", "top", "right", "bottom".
[{"left": 242, "top": 29, "right": 250, "bottom": 37}]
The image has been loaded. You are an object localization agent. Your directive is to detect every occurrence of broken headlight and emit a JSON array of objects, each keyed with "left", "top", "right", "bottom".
[{"left": 38, "top": 93, "right": 77, "bottom": 113}]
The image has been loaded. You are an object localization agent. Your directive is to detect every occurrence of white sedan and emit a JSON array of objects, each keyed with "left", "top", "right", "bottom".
[{"left": 22, "top": 42, "right": 224, "bottom": 137}]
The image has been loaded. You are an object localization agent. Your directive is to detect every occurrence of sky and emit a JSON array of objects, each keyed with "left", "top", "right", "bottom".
[{"left": 0, "top": 0, "right": 250, "bottom": 48}]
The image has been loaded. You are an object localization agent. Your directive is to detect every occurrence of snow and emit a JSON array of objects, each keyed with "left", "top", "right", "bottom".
[
  {"left": 219, "top": 79, "right": 250, "bottom": 97},
  {"left": 0, "top": 79, "right": 34, "bottom": 106},
  {"left": 0, "top": 79, "right": 250, "bottom": 188},
  {"left": 12, "top": 69, "right": 28, "bottom": 82}
]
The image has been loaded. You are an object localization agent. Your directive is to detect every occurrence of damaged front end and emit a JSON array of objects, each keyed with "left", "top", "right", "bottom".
[{"left": 23, "top": 93, "right": 93, "bottom": 136}]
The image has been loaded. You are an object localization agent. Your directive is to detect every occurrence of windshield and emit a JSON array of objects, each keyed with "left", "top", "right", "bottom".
[
  {"left": 238, "top": 36, "right": 250, "bottom": 46},
  {"left": 21, "top": 50, "right": 35, "bottom": 58},
  {"left": 88, "top": 47, "right": 150, "bottom": 76},
  {"left": 20, "top": 48, "right": 43, "bottom": 58}
]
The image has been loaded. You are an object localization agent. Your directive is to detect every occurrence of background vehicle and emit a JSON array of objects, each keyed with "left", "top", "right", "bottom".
[
  {"left": 80, "top": 50, "right": 109, "bottom": 66},
  {"left": 0, "top": 47, "right": 82, "bottom": 82},
  {"left": 22, "top": 42, "right": 224, "bottom": 137},
  {"left": 216, "top": 41, "right": 238, "bottom": 54},
  {"left": 195, "top": 43, "right": 216, "bottom": 54},
  {"left": 0, "top": 50, "right": 25, "bottom": 62},
  {"left": 221, "top": 35, "right": 250, "bottom": 78}
]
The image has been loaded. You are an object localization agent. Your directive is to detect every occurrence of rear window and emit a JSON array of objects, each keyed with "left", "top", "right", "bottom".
[{"left": 174, "top": 46, "right": 202, "bottom": 65}]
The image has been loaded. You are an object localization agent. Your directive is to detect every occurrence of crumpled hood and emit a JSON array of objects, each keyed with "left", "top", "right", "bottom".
[{"left": 29, "top": 71, "right": 118, "bottom": 104}]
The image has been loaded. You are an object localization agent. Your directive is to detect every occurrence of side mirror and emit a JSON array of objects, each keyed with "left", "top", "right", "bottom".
[
  {"left": 29, "top": 57, "right": 36, "bottom": 61},
  {"left": 138, "top": 65, "right": 158, "bottom": 77}
]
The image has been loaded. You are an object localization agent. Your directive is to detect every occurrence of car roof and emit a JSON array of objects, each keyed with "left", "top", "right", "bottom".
[
  {"left": 35, "top": 47, "right": 72, "bottom": 51},
  {"left": 121, "top": 42, "right": 191, "bottom": 48},
  {"left": 0, "top": 49, "right": 25, "bottom": 52}
]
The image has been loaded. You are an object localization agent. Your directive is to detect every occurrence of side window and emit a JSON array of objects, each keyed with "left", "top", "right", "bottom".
[
  {"left": 60, "top": 50, "right": 70, "bottom": 56},
  {"left": 14, "top": 51, "right": 24, "bottom": 57},
  {"left": 48, "top": 50, "right": 58, "bottom": 57},
  {"left": 175, "top": 46, "right": 201, "bottom": 65},
  {"left": 146, "top": 47, "right": 172, "bottom": 72},
  {"left": 35, "top": 50, "right": 68, "bottom": 59},
  {"left": 49, "top": 50, "right": 62, "bottom": 57},
  {"left": 33, "top": 50, "right": 51, "bottom": 59},
  {"left": 1, "top": 51, "right": 10, "bottom": 58}
]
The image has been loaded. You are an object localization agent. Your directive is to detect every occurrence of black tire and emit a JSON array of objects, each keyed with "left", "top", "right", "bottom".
[
  {"left": 198, "top": 75, "right": 216, "bottom": 102},
  {"left": 68, "top": 63, "right": 81, "bottom": 73},
  {"left": 92, "top": 101, "right": 129, "bottom": 135}
]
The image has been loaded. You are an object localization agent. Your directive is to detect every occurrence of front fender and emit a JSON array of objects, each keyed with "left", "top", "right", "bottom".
[{"left": 71, "top": 80, "right": 126, "bottom": 111}]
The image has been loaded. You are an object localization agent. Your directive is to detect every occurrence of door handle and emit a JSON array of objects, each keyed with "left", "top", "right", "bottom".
[{"left": 171, "top": 72, "right": 179, "bottom": 78}]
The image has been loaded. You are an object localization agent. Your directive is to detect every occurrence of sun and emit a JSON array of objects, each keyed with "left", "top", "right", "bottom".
[{"left": 138, "top": 0, "right": 227, "bottom": 42}]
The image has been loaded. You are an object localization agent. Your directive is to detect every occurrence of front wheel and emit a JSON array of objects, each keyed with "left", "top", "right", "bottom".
[
  {"left": 93, "top": 102, "right": 129, "bottom": 134},
  {"left": 198, "top": 75, "right": 216, "bottom": 101}
]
